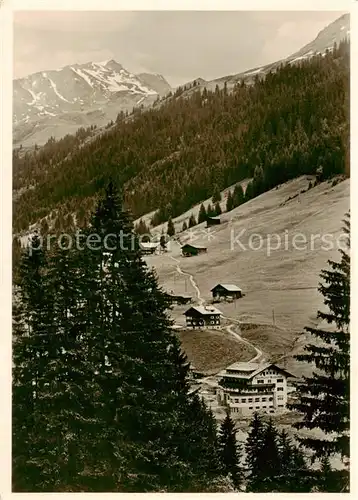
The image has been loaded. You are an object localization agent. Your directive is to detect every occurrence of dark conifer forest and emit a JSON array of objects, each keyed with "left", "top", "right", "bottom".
[
  {"left": 13, "top": 41, "right": 349, "bottom": 234},
  {"left": 12, "top": 179, "right": 350, "bottom": 491}
]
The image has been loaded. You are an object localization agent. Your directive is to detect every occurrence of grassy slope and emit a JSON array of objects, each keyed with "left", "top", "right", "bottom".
[
  {"left": 177, "top": 328, "right": 256, "bottom": 375},
  {"left": 145, "top": 175, "right": 349, "bottom": 377}
]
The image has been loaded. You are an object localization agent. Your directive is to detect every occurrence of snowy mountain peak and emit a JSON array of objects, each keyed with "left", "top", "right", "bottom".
[{"left": 13, "top": 60, "right": 172, "bottom": 145}]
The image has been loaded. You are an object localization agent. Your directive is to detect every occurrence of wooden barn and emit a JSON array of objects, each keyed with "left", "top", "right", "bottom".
[
  {"left": 140, "top": 242, "right": 159, "bottom": 254},
  {"left": 211, "top": 284, "right": 242, "bottom": 301},
  {"left": 166, "top": 293, "right": 192, "bottom": 305},
  {"left": 181, "top": 243, "right": 207, "bottom": 257},
  {"left": 206, "top": 215, "right": 221, "bottom": 227},
  {"left": 184, "top": 305, "right": 222, "bottom": 329}
]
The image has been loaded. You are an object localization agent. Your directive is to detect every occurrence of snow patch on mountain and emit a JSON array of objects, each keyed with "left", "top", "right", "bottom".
[
  {"left": 27, "top": 89, "right": 40, "bottom": 105},
  {"left": 48, "top": 78, "right": 72, "bottom": 103},
  {"left": 71, "top": 67, "right": 93, "bottom": 88}
]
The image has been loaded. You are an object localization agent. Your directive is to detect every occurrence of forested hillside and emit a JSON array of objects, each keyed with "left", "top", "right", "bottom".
[{"left": 13, "top": 41, "right": 349, "bottom": 234}]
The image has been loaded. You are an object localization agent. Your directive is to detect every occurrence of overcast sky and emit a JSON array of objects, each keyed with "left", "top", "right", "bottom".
[{"left": 14, "top": 11, "right": 346, "bottom": 86}]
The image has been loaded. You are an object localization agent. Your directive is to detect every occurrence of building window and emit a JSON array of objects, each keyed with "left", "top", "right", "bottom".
[
  {"left": 255, "top": 397, "right": 260, "bottom": 402},
  {"left": 263, "top": 405, "right": 267, "bottom": 408},
  {"left": 255, "top": 407, "right": 259, "bottom": 410},
  {"left": 277, "top": 387, "right": 284, "bottom": 391},
  {"left": 248, "top": 398, "right": 253, "bottom": 402},
  {"left": 277, "top": 378, "right": 284, "bottom": 383},
  {"left": 278, "top": 395, "right": 284, "bottom": 400},
  {"left": 269, "top": 397, "right": 273, "bottom": 401},
  {"left": 241, "top": 398, "right": 246, "bottom": 403},
  {"left": 262, "top": 397, "right": 267, "bottom": 402},
  {"left": 278, "top": 404, "right": 284, "bottom": 407},
  {"left": 235, "top": 399, "right": 239, "bottom": 403},
  {"left": 257, "top": 379, "right": 264, "bottom": 384},
  {"left": 268, "top": 379, "right": 271, "bottom": 383}
]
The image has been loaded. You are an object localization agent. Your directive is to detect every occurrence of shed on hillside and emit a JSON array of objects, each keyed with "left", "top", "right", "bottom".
[
  {"left": 181, "top": 243, "right": 207, "bottom": 257},
  {"left": 206, "top": 216, "right": 221, "bottom": 227},
  {"left": 211, "top": 284, "right": 242, "bottom": 300}
]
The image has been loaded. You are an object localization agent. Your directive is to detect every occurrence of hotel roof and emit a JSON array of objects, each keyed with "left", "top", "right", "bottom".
[{"left": 184, "top": 305, "right": 223, "bottom": 316}]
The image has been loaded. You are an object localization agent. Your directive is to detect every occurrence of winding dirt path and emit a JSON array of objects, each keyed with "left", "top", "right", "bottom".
[
  {"left": 169, "top": 255, "right": 204, "bottom": 306},
  {"left": 225, "top": 323, "right": 263, "bottom": 363},
  {"left": 169, "top": 248, "right": 265, "bottom": 366}
]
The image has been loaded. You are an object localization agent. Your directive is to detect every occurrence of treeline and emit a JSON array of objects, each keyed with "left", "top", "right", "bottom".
[
  {"left": 13, "top": 183, "right": 350, "bottom": 491},
  {"left": 13, "top": 124, "right": 97, "bottom": 191},
  {"left": 13, "top": 40, "right": 349, "bottom": 234}
]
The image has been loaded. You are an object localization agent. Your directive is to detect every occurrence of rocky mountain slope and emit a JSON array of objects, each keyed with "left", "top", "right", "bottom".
[{"left": 13, "top": 60, "right": 172, "bottom": 147}]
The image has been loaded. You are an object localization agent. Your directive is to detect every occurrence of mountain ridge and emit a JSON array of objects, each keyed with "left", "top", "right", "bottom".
[
  {"left": 164, "top": 13, "right": 350, "bottom": 96},
  {"left": 13, "top": 14, "right": 349, "bottom": 148},
  {"left": 13, "top": 60, "right": 172, "bottom": 146}
]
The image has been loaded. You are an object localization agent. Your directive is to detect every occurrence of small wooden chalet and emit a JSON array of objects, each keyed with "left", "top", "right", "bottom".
[
  {"left": 206, "top": 215, "right": 221, "bottom": 227},
  {"left": 140, "top": 242, "right": 159, "bottom": 254},
  {"left": 184, "top": 305, "right": 222, "bottom": 329},
  {"left": 181, "top": 243, "right": 207, "bottom": 257},
  {"left": 166, "top": 293, "right": 192, "bottom": 305},
  {"left": 211, "top": 284, "right": 242, "bottom": 301}
]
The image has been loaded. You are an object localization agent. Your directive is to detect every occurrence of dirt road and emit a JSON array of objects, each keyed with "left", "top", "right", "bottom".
[
  {"left": 170, "top": 248, "right": 265, "bottom": 370},
  {"left": 225, "top": 323, "right": 264, "bottom": 363}
]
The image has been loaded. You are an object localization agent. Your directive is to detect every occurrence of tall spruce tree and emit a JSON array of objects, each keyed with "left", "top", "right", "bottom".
[
  {"left": 180, "top": 395, "right": 221, "bottom": 490},
  {"left": 212, "top": 185, "right": 222, "bottom": 203},
  {"left": 232, "top": 184, "right": 244, "bottom": 208},
  {"left": 13, "top": 233, "right": 59, "bottom": 491},
  {"left": 206, "top": 203, "right": 215, "bottom": 218},
  {"left": 167, "top": 216, "right": 175, "bottom": 237},
  {"left": 258, "top": 418, "right": 281, "bottom": 492},
  {"left": 226, "top": 190, "right": 234, "bottom": 212},
  {"left": 188, "top": 214, "right": 197, "bottom": 228},
  {"left": 245, "top": 412, "right": 265, "bottom": 492},
  {"left": 275, "top": 429, "right": 310, "bottom": 492},
  {"left": 13, "top": 232, "right": 104, "bottom": 492},
  {"left": 160, "top": 228, "right": 167, "bottom": 250},
  {"left": 317, "top": 455, "right": 337, "bottom": 492},
  {"left": 214, "top": 201, "right": 222, "bottom": 216},
  {"left": 289, "top": 213, "right": 350, "bottom": 478},
  {"left": 244, "top": 181, "right": 254, "bottom": 202},
  {"left": 218, "top": 413, "right": 242, "bottom": 488},
  {"left": 198, "top": 204, "right": 207, "bottom": 224},
  {"left": 85, "top": 182, "right": 225, "bottom": 491}
]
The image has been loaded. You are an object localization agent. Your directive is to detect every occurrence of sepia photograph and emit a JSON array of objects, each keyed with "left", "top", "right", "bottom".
[{"left": 8, "top": 3, "right": 351, "bottom": 493}]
